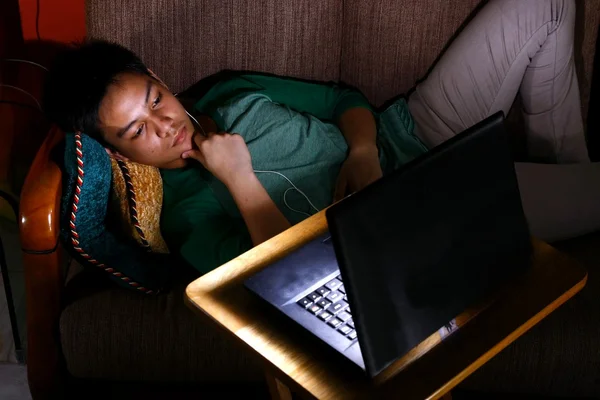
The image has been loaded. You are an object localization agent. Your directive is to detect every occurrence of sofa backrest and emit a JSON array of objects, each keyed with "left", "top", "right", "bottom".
[
  {"left": 87, "top": 0, "right": 599, "bottom": 118},
  {"left": 86, "top": 0, "right": 344, "bottom": 93},
  {"left": 340, "top": 0, "right": 481, "bottom": 106}
]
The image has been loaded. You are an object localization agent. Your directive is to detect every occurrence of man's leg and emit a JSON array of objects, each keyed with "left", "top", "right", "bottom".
[
  {"left": 407, "top": 0, "right": 599, "bottom": 243},
  {"left": 408, "top": 0, "right": 588, "bottom": 163}
]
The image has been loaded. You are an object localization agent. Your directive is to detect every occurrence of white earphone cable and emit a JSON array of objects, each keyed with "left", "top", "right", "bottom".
[
  {"left": 282, "top": 188, "right": 312, "bottom": 218},
  {"left": 184, "top": 109, "right": 207, "bottom": 136},
  {"left": 254, "top": 170, "right": 320, "bottom": 215}
]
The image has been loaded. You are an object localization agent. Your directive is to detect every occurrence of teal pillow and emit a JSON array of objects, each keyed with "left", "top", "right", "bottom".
[{"left": 60, "top": 132, "right": 172, "bottom": 294}]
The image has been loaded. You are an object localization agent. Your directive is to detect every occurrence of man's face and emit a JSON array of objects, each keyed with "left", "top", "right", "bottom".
[{"left": 98, "top": 72, "right": 195, "bottom": 169}]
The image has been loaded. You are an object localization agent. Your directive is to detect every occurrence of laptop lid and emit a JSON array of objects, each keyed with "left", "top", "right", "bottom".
[{"left": 326, "top": 112, "right": 532, "bottom": 377}]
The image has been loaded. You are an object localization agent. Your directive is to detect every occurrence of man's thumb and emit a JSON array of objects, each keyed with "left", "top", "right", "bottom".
[{"left": 182, "top": 149, "right": 202, "bottom": 161}]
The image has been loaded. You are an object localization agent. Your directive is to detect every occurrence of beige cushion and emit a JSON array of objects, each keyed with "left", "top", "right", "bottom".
[{"left": 109, "top": 158, "right": 169, "bottom": 253}]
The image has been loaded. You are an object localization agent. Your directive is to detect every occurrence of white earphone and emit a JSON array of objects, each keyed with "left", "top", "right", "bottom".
[
  {"left": 184, "top": 109, "right": 319, "bottom": 217},
  {"left": 185, "top": 109, "right": 204, "bottom": 134}
]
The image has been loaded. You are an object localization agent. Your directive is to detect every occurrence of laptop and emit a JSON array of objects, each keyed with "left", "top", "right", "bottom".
[{"left": 244, "top": 112, "right": 532, "bottom": 378}]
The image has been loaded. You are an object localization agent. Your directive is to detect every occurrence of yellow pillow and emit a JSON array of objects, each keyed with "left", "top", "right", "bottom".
[{"left": 109, "top": 158, "right": 169, "bottom": 253}]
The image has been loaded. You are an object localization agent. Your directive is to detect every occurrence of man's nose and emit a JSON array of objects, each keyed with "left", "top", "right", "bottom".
[{"left": 156, "top": 115, "right": 174, "bottom": 138}]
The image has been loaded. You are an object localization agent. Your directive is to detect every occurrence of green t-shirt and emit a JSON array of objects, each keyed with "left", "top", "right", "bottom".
[{"left": 161, "top": 74, "right": 427, "bottom": 274}]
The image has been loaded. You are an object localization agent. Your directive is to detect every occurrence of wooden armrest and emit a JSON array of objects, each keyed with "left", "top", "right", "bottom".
[
  {"left": 19, "top": 125, "right": 66, "bottom": 398},
  {"left": 20, "top": 125, "right": 64, "bottom": 253}
]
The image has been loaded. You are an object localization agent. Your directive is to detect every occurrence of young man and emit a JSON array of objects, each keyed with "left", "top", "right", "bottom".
[{"left": 45, "top": 0, "right": 600, "bottom": 278}]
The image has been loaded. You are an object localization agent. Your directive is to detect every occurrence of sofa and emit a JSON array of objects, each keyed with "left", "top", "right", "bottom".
[{"left": 19, "top": 0, "right": 600, "bottom": 398}]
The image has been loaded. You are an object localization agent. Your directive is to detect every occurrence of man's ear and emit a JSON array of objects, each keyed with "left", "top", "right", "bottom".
[{"left": 105, "top": 147, "right": 129, "bottom": 162}]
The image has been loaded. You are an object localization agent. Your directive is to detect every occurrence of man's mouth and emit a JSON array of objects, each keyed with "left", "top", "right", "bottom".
[{"left": 172, "top": 124, "right": 187, "bottom": 147}]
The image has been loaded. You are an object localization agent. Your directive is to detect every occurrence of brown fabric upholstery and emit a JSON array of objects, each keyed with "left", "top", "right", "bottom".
[
  {"left": 576, "top": 0, "right": 600, "bottom": 128},
  {"left": 86, "top": 0, "right": 343, "bottom": 93},
  {"left": 460, "top": 232, "right": 600, "bottom": 397},
  {"left": 60, "top": 270, "right": 262, "bottom": 382},
  {"left": 340, "top": 0, "right": 482, "bottom": 107}
]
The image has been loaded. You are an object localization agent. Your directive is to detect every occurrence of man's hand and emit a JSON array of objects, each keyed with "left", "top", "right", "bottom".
[
  {"left": 182, "top": 132, "right": 253, "bottom": 186},
  {"left": 183, "top": 131, "right": 291, "bottom": 246},
  {"left": 334, "top": 146, "right": 383, "bottom": 202}
]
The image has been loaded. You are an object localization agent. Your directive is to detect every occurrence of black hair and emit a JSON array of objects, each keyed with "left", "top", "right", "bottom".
[{"left": 43, "top": 39, "right": 152, "bottom": 142}]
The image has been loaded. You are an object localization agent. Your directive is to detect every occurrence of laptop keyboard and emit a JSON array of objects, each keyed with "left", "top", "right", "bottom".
[{"left": 297, "top": 274, "right": 358, "bottom": 341}]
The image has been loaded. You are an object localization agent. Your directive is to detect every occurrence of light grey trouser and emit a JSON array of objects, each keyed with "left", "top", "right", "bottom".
[{"left": 408, "top": 0, "right": 600, "bottom": 242}]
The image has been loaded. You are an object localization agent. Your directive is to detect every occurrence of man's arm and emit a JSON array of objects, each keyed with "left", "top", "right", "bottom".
[
  {"left": 338, "top": 107, "right": 378, "bottom": 152},
  {"left": 224, "top": 171, "right": 291, "bottom": 245},
  {"left": 195, "top": 74, "right": 373, "bottom": 123},
  {"left": 190, "top": 74, "right": 383, "bottom": 203},
  {"left": 249, "top": 74, "right": 382, "bottom": 200},
  {"left": 183, "top": 132, "right": 290, "bottom": 245},
  {"left": 242, "top": 74, "right": 383, "bottom": 199},
  {"left": 333, "top": 107, "right": 383, "bottom": 201}
]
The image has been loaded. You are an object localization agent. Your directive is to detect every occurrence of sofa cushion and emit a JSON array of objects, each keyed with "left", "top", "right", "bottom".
[
  {"left": 60, "top": 132, "right": 173, "bottom": 293},
  {"left": 86, "top": 0, "right": 344, "bottom": 93},
  {"left": 460, "top": 232, "right": 600, "bottom": 397},
  {"left": 60, "top": 268, "right": 263, "bottom": 383},
  {"left": 109, "top": 158, "right": 169, "bottom": 254}
]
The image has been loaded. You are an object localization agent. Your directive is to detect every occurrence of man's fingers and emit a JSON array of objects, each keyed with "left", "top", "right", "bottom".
[
  {"left": 192, "top": 132, "right": 207, "bottom": 149},
  {"left": 181, "top": 149, "right": 198, "bottom": 159},
  {"left": 181, "top": 149, "right": 204, "bottom": 163}
]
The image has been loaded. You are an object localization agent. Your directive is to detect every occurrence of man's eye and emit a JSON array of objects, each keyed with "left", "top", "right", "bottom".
[
  {"left": 134, "top": 124, "right": 144, "bottom": 136},
  {"left": 152, "top": 93, "right": 162, "bottom": 108}
]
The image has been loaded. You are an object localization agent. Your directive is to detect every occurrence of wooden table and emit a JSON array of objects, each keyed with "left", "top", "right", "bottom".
[{"left": 185, "top": 210, "right": 587, "bottom": 400}]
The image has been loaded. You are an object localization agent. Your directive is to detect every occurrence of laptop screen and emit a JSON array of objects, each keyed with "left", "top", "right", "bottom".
[{"left": 326, "top": 113, "right": 532, "bottom": 377}]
